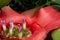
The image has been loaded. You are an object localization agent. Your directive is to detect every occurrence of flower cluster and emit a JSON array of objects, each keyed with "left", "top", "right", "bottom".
[{"left": 0, "top": 19, "right": 31, "bottom": 39}]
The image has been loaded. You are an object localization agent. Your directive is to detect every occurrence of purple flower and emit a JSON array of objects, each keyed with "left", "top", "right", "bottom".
[
  {"left": 23, "top": 18, "right": 26, "bottom": 23},
  {"left": 10, "top": 19, "right": 14, "bottom": 29},
  {"left": 23, "top": 19, "right": 26, "bottom": 30},
  {"left": 1, "top": 20, "right": 5, "bottom": 25},
  {"left": 1, "top": 20, "right": 6, "bottom": 31},
  {"left": 18, "top": 24, "right": 22, "bottom": 32}
]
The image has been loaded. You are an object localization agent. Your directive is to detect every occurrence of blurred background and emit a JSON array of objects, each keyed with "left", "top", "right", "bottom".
[{"left": 0, "top": 0, "right": 60, "bottom": 12}]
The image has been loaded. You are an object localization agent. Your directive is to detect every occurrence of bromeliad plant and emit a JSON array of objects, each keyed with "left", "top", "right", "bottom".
[
  {"left": 0, "top": 6, "right": 47, "bottom": 40},
  {"left": 0, "top": 0, "right": 60, "bottom": 40},
  {"left": 0, "top": 5, "right": 60, "bottom": 40}
]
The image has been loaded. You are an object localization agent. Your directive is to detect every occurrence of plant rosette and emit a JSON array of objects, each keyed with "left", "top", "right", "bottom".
[{"left": 0, "top": 6, "right": 47, "bottom": 40}]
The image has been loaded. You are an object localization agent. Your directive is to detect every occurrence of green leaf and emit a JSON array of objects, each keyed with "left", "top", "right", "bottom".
[
  {"left": 51, "top": 28, "right": 60, "bottom": 40},
  {"left": 0, "top": 0, "right": 11, "bottom": 8},
  {"left": 13, "top": 28, "right": 19, "bottom": 37},
  {"left": 52, "top": 0, "right": 60, "bottom": 4}
]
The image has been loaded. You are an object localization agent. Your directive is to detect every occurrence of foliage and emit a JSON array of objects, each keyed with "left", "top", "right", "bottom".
[
  {"left": 0, "top": 0, "right": 11, "bottom": 8},
  {"left": 9, "top": 0, "right": 60, "bottom": 12},
  {"left": 51, "top": 28, "right": 60, "bottom": 40},
  {"left": 0, "top": 0, "right": 60, "bottom": 12}
]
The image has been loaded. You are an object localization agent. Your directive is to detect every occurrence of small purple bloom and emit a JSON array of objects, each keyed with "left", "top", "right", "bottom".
[
  {"left": 18, "top": 24, "right": 22, "bottom": 32},
  {"left": 10, "top": 19, "right": 13, "bottom": 29},
  {"left": 23, "top": 18, "right": 26, "bottom": 30},
  {"left": 1, "top": 20, "right": 6, "bottom": 31},
  {"left": 1, "top": 20, "right": 5, "bottom": 25},
  {"left": 23, "top": 18, "right": 26, "bottom": 23}
]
